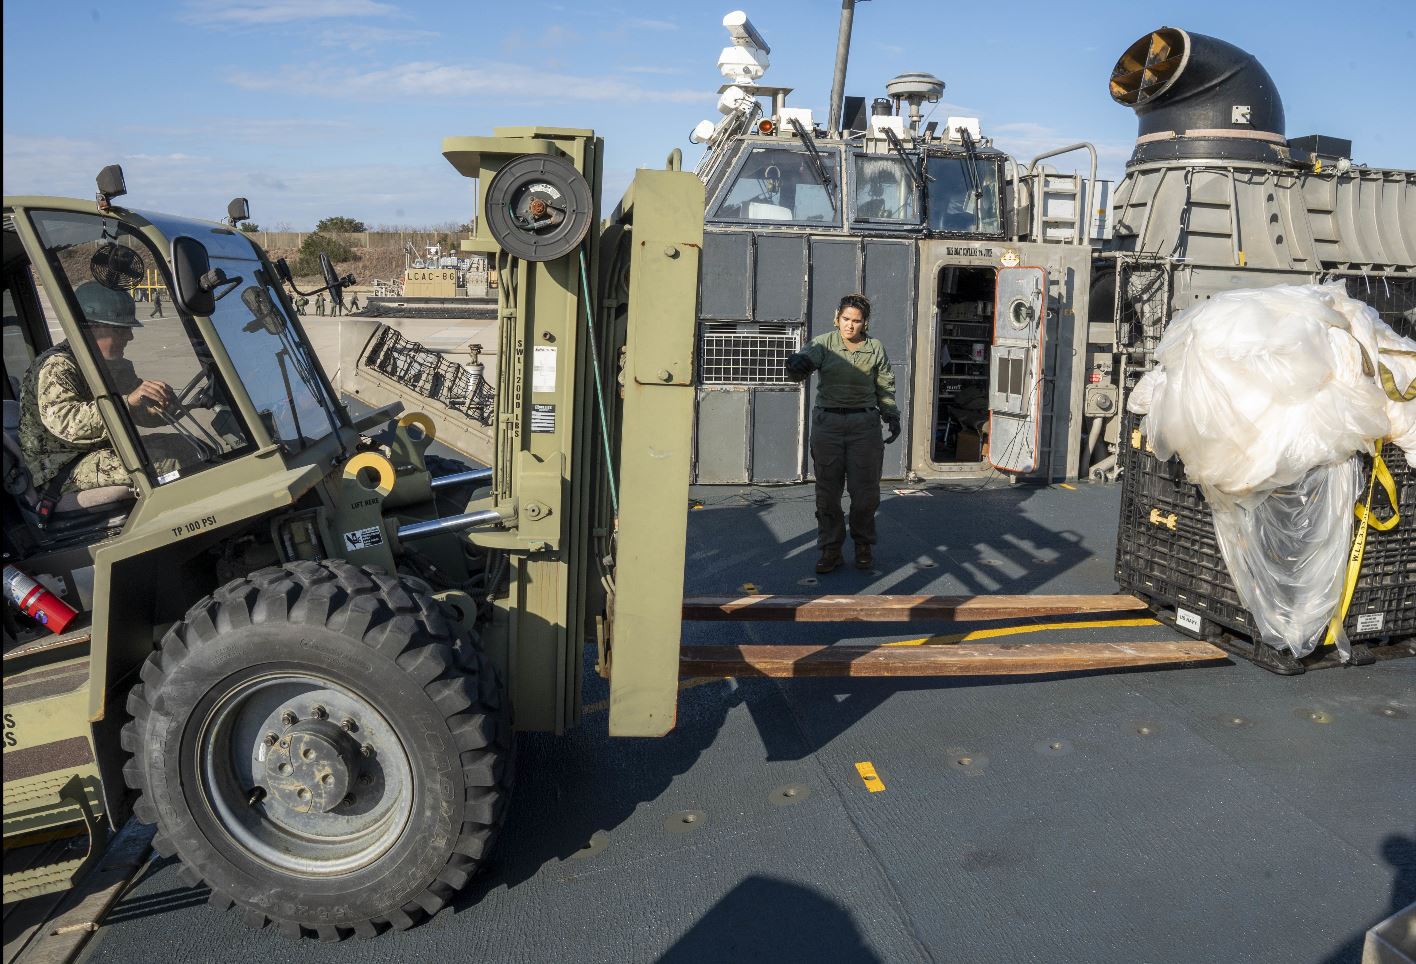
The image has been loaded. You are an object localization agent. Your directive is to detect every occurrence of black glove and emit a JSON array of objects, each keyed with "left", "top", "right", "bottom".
[
  {"left": 882, "top": 412, "right": 901, "bottom": 444},
  {"left": 784, "top": 353, "right": 815, "bottom": 381}
]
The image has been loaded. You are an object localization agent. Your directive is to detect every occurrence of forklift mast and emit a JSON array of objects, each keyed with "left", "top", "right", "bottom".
[{"left": 440, "top": 129, "right": 704, "bottom": 736}]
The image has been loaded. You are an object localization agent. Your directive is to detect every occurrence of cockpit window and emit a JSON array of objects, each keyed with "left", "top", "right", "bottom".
[
  {"left": 925, "top": 155, "right": 1004, "bottom": 235},
  {"left": 712, "top": 147, "right": 841, "bottom": 225},
  {"left": 852, "top": 155, "right": 920, "bottom": 224}
]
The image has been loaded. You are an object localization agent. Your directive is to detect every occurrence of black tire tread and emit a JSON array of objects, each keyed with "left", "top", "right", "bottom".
[{"left": 120, "top": 559, "right": 513, "bottom": 940}]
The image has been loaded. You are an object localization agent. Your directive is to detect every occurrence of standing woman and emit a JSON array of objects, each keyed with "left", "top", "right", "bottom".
[{"left": 785, "top": 293, "right": 901, "bottom": 573}]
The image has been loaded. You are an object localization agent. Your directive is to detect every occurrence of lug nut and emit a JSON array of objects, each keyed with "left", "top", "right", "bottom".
[
  {"left": 358, "top": 774, "right": 373, "bottom": 786},
  {"left": 264, "top": 732, "right": 279, "bottom": 746},
  {"left": 360, "top": 744, "right": 374, "bottom": 758},
  {"left": 343, "top": 794, "right": 356, "bottom": 807},
  {"left": 281, "top": 710, "right": 298, "bottom": 727},
  {"left": 340, "top": 718, "right": 356, "bottom": 732},
  {"left": 311, "top": 705, "right": 328, "bottom": 720}
]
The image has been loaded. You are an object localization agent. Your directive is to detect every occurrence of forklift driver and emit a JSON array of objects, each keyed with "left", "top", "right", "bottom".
[{"left": 18, "top": 281, "right": 178, "bottom": 499}]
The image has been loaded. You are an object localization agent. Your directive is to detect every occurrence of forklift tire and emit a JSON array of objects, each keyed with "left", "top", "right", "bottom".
[{"left": 121, "top": 560, "right": 513, "bottom": 940}]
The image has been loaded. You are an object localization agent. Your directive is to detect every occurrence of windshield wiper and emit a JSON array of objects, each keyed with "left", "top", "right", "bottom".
[
  {"left": 958, "top": 128, "right": 985, "bottom": 229},
  {"left": 881, "top": 128, "right": 925, "bottom": 192},
  {"left": 787, "top": 117, "right": 837, "bottom": 212}
]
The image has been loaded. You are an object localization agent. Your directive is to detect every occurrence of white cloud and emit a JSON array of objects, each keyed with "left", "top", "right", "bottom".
[
  {"left": 123, "top": 152, "right": 208, "bottom": 162},
  {"left": 227, "top": 60, "right": 704, "bottom": 104},
  {"left": 1, "top": 133, "right": 473, "bottom": 228},
  {"left": 2, "top": 136, "right": 114, "bottom": 198},
  {"left": 627, "top": 18, "right": 678, "bottom": 30},
  {"left": 180, "top": 0, "right": 399, "bottom": 25},
  {"left": 316, "top": 25, "right": 439, "bottom": 50},
  {"left": 120, "top": 118, "right": 359, "bottom": 143}
]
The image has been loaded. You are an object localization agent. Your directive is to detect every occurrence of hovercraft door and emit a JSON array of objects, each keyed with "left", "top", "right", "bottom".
[{"left": 988, "top": 266, "right": 1046, "bottom": 474}]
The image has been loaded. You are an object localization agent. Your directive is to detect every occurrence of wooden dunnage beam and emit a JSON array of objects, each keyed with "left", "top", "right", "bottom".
[
  {"left": 679, "top": 640, "right": 1228, "bottom": 677},
  {"left": 681, "top": 594, "right": 1150, "bottom": 623}
]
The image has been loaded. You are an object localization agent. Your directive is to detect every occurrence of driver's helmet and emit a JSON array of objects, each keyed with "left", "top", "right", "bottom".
[{"left": 75, "top": 281, "right": 142, "bottom": 328}]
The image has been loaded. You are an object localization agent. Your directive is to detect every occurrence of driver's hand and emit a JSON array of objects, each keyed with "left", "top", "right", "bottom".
[{"left": 125, "top": 379, "right": 177, "bottom": 415}]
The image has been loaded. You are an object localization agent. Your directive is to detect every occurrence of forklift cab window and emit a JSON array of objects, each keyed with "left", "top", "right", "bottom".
[
  {"left": 2, "top": 290, "right": 34, "bottom": 401},
  {"left": 852, "top": 155, "right": 920, "bottom": 225},
  {"left": 925, "top": 156, "right": 1003, "bottom": 235},
  {"left": 28, "top": 210, "right": 252, "bottom": 485},
  {"left": 713, "top": 147, "right": 841, "bottom": 225},
  {"left": 204, "top": 247, "right": 340, "bottom": 451}
]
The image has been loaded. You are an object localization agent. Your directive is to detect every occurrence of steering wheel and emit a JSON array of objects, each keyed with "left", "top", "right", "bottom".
[{"left": 178, "top": 363, "right": 216, "bottom": 410}]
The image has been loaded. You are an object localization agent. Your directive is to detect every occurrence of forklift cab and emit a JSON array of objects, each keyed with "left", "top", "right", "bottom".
[{"left": 2, "top": 205, "right": 260, "bottom": 552}]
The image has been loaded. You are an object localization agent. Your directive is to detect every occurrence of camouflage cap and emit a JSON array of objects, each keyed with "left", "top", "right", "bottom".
[{"left": 74, "top": 280, "right": 142, "bottom": 328}]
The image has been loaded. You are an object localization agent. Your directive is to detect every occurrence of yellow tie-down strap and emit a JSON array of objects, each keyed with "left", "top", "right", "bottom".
[
  {"left": 1325, "top": 451, "right": 1401, "bottom": 647},
  {"left": 1375, "top": 347, "right": 1416, "bottom": 402}
]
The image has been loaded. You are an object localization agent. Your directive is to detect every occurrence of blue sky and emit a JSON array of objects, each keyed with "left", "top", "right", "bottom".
[{"left": 4, "top": 1, "right": 1412, "bottom": 230}]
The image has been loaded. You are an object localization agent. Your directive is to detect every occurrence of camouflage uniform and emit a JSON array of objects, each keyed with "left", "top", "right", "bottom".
[{"left": 18, "top": 344, "right": 136, "bottom": 494}]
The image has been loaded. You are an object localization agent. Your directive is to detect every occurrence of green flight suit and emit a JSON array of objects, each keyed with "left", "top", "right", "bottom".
[{"left": 795, "top": 332, "right": 898, "bottom": 553}]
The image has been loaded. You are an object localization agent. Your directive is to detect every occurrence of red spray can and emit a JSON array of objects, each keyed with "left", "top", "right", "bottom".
[{"left": 4, "top": 565, "right": 78, "bottom": 634}]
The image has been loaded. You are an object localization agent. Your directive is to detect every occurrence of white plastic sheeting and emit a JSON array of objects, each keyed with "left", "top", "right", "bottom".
[{"left": 1128, "top": 282, "right": 1416, "bottom": 657}]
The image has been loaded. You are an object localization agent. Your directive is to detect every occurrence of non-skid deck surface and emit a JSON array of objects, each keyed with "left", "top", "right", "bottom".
[{"left": 79, "top": 483, "right": 1415, "bottom": 963}]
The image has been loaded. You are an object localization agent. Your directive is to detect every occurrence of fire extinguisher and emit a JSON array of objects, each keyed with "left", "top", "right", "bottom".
[{"left": 3, "top": 565, "right": 79, "bottom": 634}]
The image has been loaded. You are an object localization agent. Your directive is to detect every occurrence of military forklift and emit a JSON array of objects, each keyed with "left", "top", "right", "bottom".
[{"left": 2, "top": 129, "right": 703, "bottom": 938}]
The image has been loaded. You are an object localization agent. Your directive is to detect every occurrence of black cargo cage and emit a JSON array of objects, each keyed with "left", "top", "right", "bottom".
[{"left": 1115, "top": 412, "right": 1415, "bottom": 674}]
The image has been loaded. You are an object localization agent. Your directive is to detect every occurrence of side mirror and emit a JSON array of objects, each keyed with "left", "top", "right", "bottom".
[
  {"left": 173, "top": 237, "right": 216, "bottom": 316},
  {"left": 273, "top": 257, "right": 293, "bottom": 285},
  {"left": 319, "top": 252, "right": 344, "bottom": 307},
  {"left": 227, "top": 197, "right": 250, "bottom": 225},
  {"left": 241, "top": 286, "right": 285, "bottom": 335}
]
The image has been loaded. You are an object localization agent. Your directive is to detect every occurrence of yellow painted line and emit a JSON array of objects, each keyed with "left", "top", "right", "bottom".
[
  {"left": 1058, "top": 483, "right": 1077, "bottom": 490},
  {"left": 855, "top": 761, "right": 886, "bottom": 792},
  {"left": 580, "top": 676, "right": 725, "bottom": 716},
  {"left": 881, "top": 616, "right": 1161, "bottom": 647}
]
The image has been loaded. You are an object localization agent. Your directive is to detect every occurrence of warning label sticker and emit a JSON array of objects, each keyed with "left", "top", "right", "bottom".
[
  {"left": 531, "top": 403, "right": 556, "bottom": 433},
  {"left": 343, "top": 526, "right": 384, "bottom": 551},
  {"left": 1355, "top": 612, "right": 1384, "bottom": 633},
  {"left": 533, "top": 346, "right": 558, "bottom": 394},
  {"left": 1175, "top": 608, "right": 1202, "bottom": 634}
]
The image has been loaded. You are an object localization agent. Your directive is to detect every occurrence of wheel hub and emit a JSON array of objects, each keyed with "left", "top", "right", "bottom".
[{"left": 263, "top": 719, "right": 360, "bottom": 814}]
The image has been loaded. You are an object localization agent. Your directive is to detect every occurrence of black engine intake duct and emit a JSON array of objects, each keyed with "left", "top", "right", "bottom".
[{"left": 1111, "top": 27, "right": 1286, "bottom": 166}]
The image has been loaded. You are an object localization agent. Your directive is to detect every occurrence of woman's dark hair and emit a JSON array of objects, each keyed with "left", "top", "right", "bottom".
[{"left": 836, "top": 293, "right": 871, "bottom": 322}]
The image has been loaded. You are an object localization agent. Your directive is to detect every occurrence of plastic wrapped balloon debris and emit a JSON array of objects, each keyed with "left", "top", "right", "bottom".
[{"left": 1128, "top": 282, "right": 1416, "bottom": 658}]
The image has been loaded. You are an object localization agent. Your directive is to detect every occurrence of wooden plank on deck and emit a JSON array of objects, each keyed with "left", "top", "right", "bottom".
[
  {"left": 679, "top": 640, "right": 1227, "bottom": 677},
  {"left": 681, "top": 594, "right": 1150, "bottom": 623}
]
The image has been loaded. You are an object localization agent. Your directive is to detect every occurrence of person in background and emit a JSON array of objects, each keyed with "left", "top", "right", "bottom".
[
  {"left": 785, "top": 293, "right": 901, "bottom": 573},
  {"left": 315, "top": 293, "right": 326, "bottom": 317}
]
